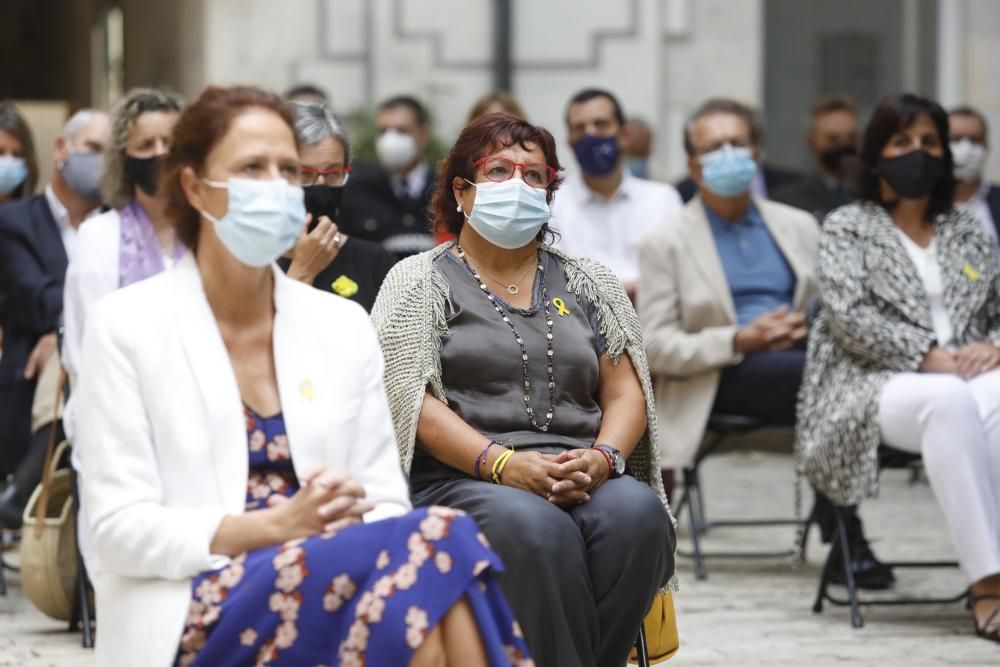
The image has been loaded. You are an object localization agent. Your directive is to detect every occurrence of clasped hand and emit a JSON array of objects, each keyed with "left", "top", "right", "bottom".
[
  {"left": 734, "top": 306, "right": 808, "bottom": 355},
  {"left": 920, "top": 343, "right": 1000, "bottom": 379},
  {"left": 267, "top": 467, "right": 372, "bottom": 541},
  {"left": 498, "top": 449, "right": 610, "bottom": 508}
]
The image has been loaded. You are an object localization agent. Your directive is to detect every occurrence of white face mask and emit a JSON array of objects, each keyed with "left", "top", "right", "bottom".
[
  {"left": 951, "top": 138, "right": 988, "bottom": 183},
  {"left": 376, "top": 130, "right": 418, "bottom": 171}
]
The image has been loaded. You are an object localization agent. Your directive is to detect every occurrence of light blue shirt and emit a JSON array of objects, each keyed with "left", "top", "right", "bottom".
[{"left": 704, "top": 202, "right": 795, "bottom": 326}]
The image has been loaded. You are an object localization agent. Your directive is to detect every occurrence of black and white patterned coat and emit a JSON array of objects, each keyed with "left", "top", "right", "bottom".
[{"left": 796, "top": 201, "right": 1000, "bottom": 506}]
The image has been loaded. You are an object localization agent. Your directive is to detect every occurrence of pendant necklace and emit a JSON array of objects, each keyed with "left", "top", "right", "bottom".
[{"left": 455, "top": 243, "right": 557, "bottom": 432}]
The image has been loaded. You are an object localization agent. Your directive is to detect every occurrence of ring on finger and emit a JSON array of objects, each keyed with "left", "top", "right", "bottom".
[{"left": 333, "top": 232, "right": 344, "bottom": 248}]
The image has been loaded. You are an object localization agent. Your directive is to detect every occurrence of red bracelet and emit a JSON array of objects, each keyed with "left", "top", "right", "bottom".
[{"left": 592, "top": 446, "right": 613, "bottom": 474}]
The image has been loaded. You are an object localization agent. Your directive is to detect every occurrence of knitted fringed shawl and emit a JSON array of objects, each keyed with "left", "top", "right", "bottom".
[{"left": 372, "top": 241, "right": 677, "bottom": 591}]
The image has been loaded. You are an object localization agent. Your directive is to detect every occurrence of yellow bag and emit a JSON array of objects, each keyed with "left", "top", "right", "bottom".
[{"left": 629, "top": 591, "right": 680, "bottom": 664}]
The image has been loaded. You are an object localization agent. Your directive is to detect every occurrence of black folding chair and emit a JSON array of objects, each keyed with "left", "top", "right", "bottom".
[
  {"left": 67, "top": 467, "right": 94, "bottom": 648},
  {"left": 633, "top": 623, "right": 650, "bottom": 667},
  {"left": 812, "top": 445, "right": 969, "bottom": 628},
  {"left": 0, "top": 513, "right": 18, "bottom": 595},
  {"left": 674, "top": 414, "right": 809, "bottom": 580}
]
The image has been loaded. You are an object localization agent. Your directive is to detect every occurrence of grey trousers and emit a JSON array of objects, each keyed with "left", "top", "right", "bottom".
[{"left": 412, "top": 475, "right": 675, "bottom": 667}]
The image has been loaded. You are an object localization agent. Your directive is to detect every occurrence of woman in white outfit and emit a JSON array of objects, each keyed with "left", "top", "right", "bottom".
[
  {"left": 797, "top": 93, "right": 1000, "bottom": 643},
  {"left": 63, "top": 87, "right": 184, "bottom": 429}
]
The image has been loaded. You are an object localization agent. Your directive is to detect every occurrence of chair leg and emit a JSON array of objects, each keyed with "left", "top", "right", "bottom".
[
  {"left": 76, "top": 553, "right": 93, "bottom": 648},
  {"left": 69, "top": 469, "right": 94, "bottom": 648},
  {"left": 684, "top": 467, "right": 708, "bottom": 580},
  {"left": 692, "top": 469, "right": 708, "bottom": 534},
  {"left": 635, "top": 623, "right": 650, "bottom": 667},
  {"left": 833, "top": 509, "right": 864, "bottom": 628}
]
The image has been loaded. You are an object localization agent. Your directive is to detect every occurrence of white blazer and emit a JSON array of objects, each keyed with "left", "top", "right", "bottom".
[{"left": 74, "top": 253, "right": 411, "bottom": 667}]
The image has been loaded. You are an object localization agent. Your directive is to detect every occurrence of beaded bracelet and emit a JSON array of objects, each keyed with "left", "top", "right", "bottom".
[
  {"left": 474, "top": 441, "right": 500, "bottom": 480},
  {"left": 491, "top": 449, "right": 515, "bottom": 485}
]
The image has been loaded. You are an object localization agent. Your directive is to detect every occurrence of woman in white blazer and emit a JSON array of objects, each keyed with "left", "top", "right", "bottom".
[{"left": 74, "top": 85, "right": 532, "bottom": 667}]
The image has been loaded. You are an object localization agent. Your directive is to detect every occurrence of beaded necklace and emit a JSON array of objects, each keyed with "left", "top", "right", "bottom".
[{"left": 455, "top": 244, "right": 557, "bottom": 432}]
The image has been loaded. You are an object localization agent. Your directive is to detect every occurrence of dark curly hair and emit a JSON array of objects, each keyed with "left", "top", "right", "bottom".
[
  {"left": 859, "top": 93, "right": 955, "bottom": 221},
  {"left": 430, "top": 113, "right": 563, "bottom": 239},
  {"left": 161, "top": 85, "right": 298, "bottom": 251}
]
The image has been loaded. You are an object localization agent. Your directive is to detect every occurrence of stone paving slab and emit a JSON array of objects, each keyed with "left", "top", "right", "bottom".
[{"left": 1, "top": 451, "right": 997, "bottom": 665}]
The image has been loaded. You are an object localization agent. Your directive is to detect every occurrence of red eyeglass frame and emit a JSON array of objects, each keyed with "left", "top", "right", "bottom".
[{"left": 472, "top": 156, "right": 556, "bottom": 187}]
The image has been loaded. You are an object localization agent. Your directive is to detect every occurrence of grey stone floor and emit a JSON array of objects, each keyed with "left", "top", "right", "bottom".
[{"left": 1, "top": 451, "right": 998, "bottom": 666}]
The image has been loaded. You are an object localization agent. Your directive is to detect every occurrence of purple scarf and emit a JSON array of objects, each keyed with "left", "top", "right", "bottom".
[{"left": 118, "top": 201, "right": 185, "bottom": 288}]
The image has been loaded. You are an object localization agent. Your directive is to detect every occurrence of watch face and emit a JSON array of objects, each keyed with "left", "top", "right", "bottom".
[{"left": 614, "top": 453, "right": 626, "bottom": 475}]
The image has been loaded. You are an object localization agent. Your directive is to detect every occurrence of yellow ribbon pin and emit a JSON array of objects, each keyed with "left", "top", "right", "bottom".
[
  {"left": 963, "top": 262, "right": 982, "bottom": 282},
  {"left": 331, "top": 275, "right": 359, "bottom": 298},
  {"left": 552, "top": 297, "right": 571, "bottom": 317},
  {"left": 300, "top": 380, "right": 315, "bottom": 402}
]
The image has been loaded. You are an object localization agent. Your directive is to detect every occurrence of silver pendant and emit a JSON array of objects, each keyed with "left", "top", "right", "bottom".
[{"left": 507, "top": 285, "right": 519, "bottom": 295}]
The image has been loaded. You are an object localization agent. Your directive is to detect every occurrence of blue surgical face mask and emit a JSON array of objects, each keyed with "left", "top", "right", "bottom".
[
  {"left": 698, "top": 144, "right": 757, "bottom": 197},
  {"left": 626, "top": 157, "right": 649, "bottom": 179},
  {"left": 0, "top": 155, "right": 28, "bottom": 196},
  {"left": 200, "top": 177, "right": 306, "bottom": 267},
  {"left": 61, "top": 144, "right": 104, "bottom": 202},
  {"left": 461, "top": 178, "right": 551, "bottom": 249},
  {"left": 572, "top": 134, "right": 620, "bottom": 177}
]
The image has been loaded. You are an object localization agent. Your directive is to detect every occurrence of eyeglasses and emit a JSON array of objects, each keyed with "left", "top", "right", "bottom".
[
  {"left": 300, "top": 166, "right": 351, "bottom": 187},
  {"left": 693, "top": 139, "right": 753, "bottom": 158},
  {"left": 472, "top": 156, "right": 556, "bottom": 188}
]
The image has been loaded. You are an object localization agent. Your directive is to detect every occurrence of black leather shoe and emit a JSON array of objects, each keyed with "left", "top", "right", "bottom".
[
  {"left": 0, "top": 484, "right": 24, "bottom": 530},
  {"left": 827, "top": 514, "right": 896, "bottom": 590}
]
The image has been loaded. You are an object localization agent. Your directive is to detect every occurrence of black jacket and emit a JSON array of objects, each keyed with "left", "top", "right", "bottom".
[
  {"left": 770, "top": 173, "right": 855, "bottom": 222},
  {"left": 987, "top": 184, "right": 1000, "bottom": 240},
  {"left": 675, "top": 164, "right": 800, "bottom": 203},
  {"left": 0, "top": 194, "right": 67, "bottom": 474},
  {"left": 337, "top": 162, "right": 436, "bottom": 258}
]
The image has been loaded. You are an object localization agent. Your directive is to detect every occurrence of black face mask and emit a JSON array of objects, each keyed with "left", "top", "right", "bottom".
[
  {"left": 303, "top": 185, "right": 344, "bottom": 230},
  {"left": 877, "top": 150, "right": 945, "bottom": 200},
  {"left": 124, "top": 155, "right": 160, "bottom": 197},
  {"left": 819, "top": 146, "right": 858, "bottom": 173}
]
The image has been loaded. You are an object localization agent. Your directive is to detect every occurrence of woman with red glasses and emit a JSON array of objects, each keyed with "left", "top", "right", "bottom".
[
  {"left": 281, "top": 100, "right": 397, "bottom": 311},
  {"left": 372, "top": 113, "right": 676, "bottom": 667}
]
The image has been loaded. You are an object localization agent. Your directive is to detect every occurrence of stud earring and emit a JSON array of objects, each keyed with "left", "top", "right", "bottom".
[{"left": 456, "top": 204, "right": 462, "bottom": 212}]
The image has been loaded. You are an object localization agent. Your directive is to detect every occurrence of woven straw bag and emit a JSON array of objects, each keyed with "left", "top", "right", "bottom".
[{"left": 19, "top": 368, "right": 79, "bottom": 621}]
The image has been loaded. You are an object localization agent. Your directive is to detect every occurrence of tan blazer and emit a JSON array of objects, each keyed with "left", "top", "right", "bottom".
[{"left": 637, "top": 196, "right": 819, "bottom": 468}]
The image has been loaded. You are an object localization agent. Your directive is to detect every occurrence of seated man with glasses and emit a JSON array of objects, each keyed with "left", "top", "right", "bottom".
[
  {"left": 279, "top": 100, "right": 397, "bottom": 312},
  {"left": 638, "top": 98, "right": 894, "bottom": 589}
]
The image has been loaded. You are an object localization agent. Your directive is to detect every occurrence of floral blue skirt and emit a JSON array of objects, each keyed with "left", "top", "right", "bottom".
[{"left": 175, "top": 408, "right": 532, "bottom": 666}]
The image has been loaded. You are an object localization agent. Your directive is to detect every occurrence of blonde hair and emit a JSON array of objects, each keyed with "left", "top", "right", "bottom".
[{"left": 101, "top": 88, "right": 183, "bottom": 209}]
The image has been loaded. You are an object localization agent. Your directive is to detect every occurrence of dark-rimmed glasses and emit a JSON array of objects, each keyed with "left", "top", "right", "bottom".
[{"left": 472, "top": 156, "right": 556, "bottom": 189}]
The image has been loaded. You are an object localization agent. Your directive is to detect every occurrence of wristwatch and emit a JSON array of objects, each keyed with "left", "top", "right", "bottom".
[{"left": 593, "top": 444, "right": 625, "bottom": 478}]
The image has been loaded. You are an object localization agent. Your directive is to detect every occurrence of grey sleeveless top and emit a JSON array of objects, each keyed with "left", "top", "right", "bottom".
[{"left": 410, "top": 249, "right": 608, "bottom": 488}]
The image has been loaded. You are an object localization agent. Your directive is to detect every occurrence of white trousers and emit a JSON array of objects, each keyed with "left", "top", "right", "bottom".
[{"left": 879, "top": 370, "right": 1000, "bottom": 584}]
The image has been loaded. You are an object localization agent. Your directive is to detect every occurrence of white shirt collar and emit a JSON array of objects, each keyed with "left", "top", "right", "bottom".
[
  {"left": 44, "top": 183, "right": 71, "bottom": 234},
  {"left": 393, "top": 161, "right": 430, "bottom": 199},
  {"left": 571, "top": 169, "right": 633, "bottom": 204}
]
